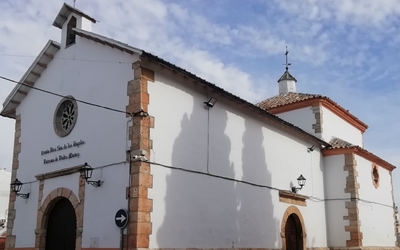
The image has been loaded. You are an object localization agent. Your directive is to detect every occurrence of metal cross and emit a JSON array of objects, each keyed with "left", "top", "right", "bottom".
[
  {"left": 73, "top": 0, "right": 76, "bottom": 7},
  {"left": 284, "top": 46, "right": 291, "bottom": 70}
]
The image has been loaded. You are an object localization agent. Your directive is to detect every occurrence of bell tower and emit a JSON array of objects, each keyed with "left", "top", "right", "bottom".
[
  {"left": 52, "top": 3, "right": 96, "bottom": 47},
  {"left": 278, "top": 47, "right": 297, "bottom": 94}
]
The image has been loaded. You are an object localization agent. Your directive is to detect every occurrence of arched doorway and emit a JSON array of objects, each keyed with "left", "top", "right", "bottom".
[
  {"left": 285, "top": 214, "right": 303, "bottom": 250},
  {"left": 45, "top": 197, "right": 77, "bottom": 250},
  {"left": 281, "top": 206, "right": 306, "bottom": 250}
]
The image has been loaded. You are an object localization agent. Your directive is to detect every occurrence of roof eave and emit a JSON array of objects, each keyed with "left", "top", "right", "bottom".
[
  {"left": 0, "top": 40, "right": 60, "bottom": 119},
  {"left": 73, "top": 28, "right": 143, "bottom": 55},
  {"left": 71, "top": 31, "right": 328, "bottom": 147},
  {"left": 322, "top": 147, "right": 396, "bottom": 171},
  {"left": 140, "top": 52, "right": 330, "bottom": 148},
  {"left": 265, "top": 97, "right": 368, "bottom": 133},
  {"left": 52, "top": 3, "right": 96, "bottom": 29}
]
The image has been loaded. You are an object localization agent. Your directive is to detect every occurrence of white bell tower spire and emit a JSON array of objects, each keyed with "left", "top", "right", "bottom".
[{"left": 278, "top": 46, "right": 297, "bottom": 94}]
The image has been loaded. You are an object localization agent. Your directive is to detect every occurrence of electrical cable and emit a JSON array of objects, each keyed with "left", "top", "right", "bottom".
[
  {"left": 14, "top": 156, "right": 395, "bottom": 209},
  {"left": 148, "top": 160, "right": 281, "bottom": 191},
  {"left": 0, "top": 53, "right": 132, "bottom": 64},
  {"left": 1, "top": 73, "right": 394, "bottom": 210},
  {"left": 0, "top": 75, "right": 129, "bottom": 115},
  {"left": 146, "top": 159, "right": 396, "bottom": 209}
]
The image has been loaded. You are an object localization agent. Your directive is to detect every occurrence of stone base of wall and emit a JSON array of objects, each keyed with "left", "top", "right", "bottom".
[
  {"left": 6, "top": 246, "right": 397, "bottom": 250},
  {"left": 135, "top": 248, "right": 330, "bottom": 250},
  {"left": 329, "top": 247, "right": 400, "bottom": 250}
]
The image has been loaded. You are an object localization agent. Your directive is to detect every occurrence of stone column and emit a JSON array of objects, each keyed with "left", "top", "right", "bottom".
[
  {"left": 5, "top": 114, "right": 21, "bottom": 250},
  {"left": 126, "top": 60, "right": 155, "bottom": 248}
]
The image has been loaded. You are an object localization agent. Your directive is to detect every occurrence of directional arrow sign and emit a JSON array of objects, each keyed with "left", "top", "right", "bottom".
[{"left": 115, "top": 209, "right": 128, "bottom": 228}]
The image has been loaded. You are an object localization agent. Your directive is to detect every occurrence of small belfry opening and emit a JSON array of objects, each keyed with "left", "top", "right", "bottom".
[{"left": 66, "top": 16, "right": 77, "bottom": 46}]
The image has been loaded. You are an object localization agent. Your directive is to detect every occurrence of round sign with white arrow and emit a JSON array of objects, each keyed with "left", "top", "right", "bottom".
[{"left": 115, "top": 209, "right": 128, "bottom": 228}]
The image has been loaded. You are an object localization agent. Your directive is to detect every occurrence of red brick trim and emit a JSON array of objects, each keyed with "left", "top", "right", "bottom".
[
  {"left": 322, "top": 148, "right": 395, "bottom": 172},
  {"left": 267, "top": 98, "right": 368, "bottom": 133},
  {"left": 126, "top": 61, "right": 154, "bottom": 248}
]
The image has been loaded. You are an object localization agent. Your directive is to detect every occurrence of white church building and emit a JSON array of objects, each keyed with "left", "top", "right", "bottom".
[{"left": 0, "top": 3, "right": 398, "bottom": 250}]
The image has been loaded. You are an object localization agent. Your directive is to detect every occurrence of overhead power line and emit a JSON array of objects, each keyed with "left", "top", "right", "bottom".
[
  {"left": 0, "top": 75, "right": 394, "bottom": 210},
  {"left": 0, "top": 53, "right": 132, "bottom": 64},
  {"left": 148, "top": 160, "right": 396, "bottom": 209},
  {"left": 0, "top": 75, "right": 129, "bottom": 115}
]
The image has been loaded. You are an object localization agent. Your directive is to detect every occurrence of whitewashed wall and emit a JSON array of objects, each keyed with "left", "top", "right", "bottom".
[
  {"left": 81, "top": 163, "right": 130, "bottom": 248},
  {"left": 147, "top": 67, "right": 328, "bottom": 248},
  {"left": 356, "top": 156, "right": 396, "bottom": 246},
  {"left": 0, "top": 169, "right": 11, "bottom": 220},
  {"left": 13, "top": 33, "right": 136, "bottom": 247},
  {"left": 275, "top": 107, "right": 316, "bottom": 135},
  {"left": 321, "top": 107, "right": 363, "bottom": 146},
  {"left": 323, "top": 155, "right": 350, "bottom": 247},
  {"left": 274, "top": 105, "right": 363, "bottom": 147}
]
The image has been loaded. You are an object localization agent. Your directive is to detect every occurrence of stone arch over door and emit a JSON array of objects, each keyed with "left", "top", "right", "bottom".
[
  {"left": 281, "top": 205, "right": 306, "bottom": 250},
  {"left": 35, "top": 187, "right": 83, "bottom": 250}
]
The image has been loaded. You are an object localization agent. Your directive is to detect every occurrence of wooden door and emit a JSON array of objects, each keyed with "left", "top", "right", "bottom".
[
  {"left": 45, "top": 198, "right": 76, "bottom": 250},
  {"left": 285, "top": 214, "right": 302, "bottom": 250}
]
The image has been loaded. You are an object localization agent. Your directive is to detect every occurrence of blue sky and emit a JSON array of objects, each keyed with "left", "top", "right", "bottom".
[{"left": 1, "top": 0, "right": 400, "bottom": 202}]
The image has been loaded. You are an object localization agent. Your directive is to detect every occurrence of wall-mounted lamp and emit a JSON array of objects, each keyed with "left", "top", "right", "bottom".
[
  {"left": 307, "top": 145, "right": 316, "bottom": 152},
  {"left": 80, "top": 163, "right": 103, "bottom": 187},
  {"left": 132, "top": 109, "right": 149, "bottom": 117},
  {"left": 10, "top": 179, "right": 30, "bottom": 199},
  {"left": 204, "top": 97, "right": 217, "bottom": 108},
  {"left": 291, "top": 174, "right": 306, "bottom": 193}
]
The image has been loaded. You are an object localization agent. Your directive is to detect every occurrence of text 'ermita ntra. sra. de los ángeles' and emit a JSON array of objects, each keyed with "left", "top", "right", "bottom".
[{"left": 41, "top": 140, "right": 85, "bottom": 164}]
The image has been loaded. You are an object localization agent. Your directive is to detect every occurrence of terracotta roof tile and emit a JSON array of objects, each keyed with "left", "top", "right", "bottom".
[
  {"left": 256, "top": 92, "right": 324, "bottom": 110},
  {"left": 256, "top": 92, "right": 368, "bottom": 132},
  {"left": 323, "top": 137, "right": 396, "bottom": 171},
  {"left": 329, "top": 137, "right": 354, "bottom": 148}
]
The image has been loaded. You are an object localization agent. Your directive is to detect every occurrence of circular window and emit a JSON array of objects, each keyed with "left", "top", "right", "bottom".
[{"left": 53, "top": 96, "right": 78, "bottom": 137}]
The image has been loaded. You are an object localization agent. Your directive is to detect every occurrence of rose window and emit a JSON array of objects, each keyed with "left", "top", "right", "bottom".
[{"left": 54, "top": 96, "right": 78, "bottom": 137}]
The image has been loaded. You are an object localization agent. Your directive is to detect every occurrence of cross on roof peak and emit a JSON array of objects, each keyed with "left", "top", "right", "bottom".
[{"left": 284, "top": 46, "right": 291, "bottom": 71}]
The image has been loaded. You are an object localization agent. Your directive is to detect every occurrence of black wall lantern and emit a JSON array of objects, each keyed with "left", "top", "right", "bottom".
[
  {"left": 10, "top": 179, "right": 30, "bottom": 199},
  {"left": 204, "top": 97, "right": 217, "bottom": 108},
  {"left": 80, "top": 162, "right": 103, "bottom": 187},
  {"left": 292, "top": 174, "right": 306, "bottom": 193}
]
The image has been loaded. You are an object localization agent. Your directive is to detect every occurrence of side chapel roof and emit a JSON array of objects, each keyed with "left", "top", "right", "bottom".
[
  {"left": 256, "top": 92, "right": 369, "bottom": 133},
  {"left": 323, "top": 137, "right": 395, "bottom": 171}
]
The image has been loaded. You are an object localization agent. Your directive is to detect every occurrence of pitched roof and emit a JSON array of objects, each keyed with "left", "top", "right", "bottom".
[
  {"left": 53, "top": 3, "right": 96, "bottom": 29},
  {"left": 323, "top": 137, "right": 396, "bottom": 171},
  {"left": 257, "top": 92, "right": 322, "bottom": 110},
  {"left": 278, "top": 70, "right": 297, "bottom": 82},
  {"left": 329, "top": 137, "right": 354, "bottom": 148},
  {"left": 139, "top": 51, "right": 330, "bottom": 147},
  {"left": 256, "top": 92, "right": 369, "bottom": 133},
  {"left": 1, "top": 40, "right": 60, "bottom": 118}
]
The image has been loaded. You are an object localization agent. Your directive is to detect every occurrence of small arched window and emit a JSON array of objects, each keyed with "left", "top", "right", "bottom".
[
  {"left": 66, "top": 16, "right": 77, "bottom": 46},
  {"left": 372, "top": 164, "right": 380, "bottom": 189}
]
